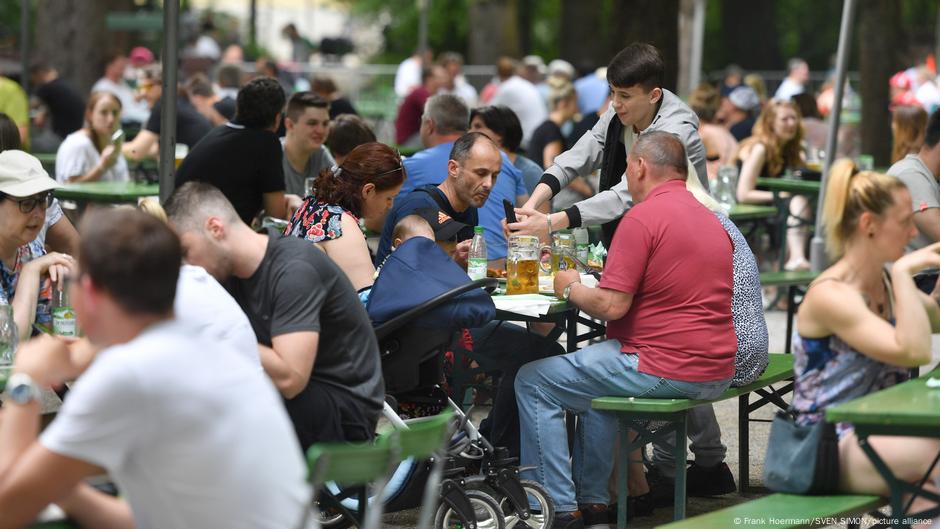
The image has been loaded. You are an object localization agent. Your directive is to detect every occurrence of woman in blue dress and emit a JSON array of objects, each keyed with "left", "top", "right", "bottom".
[{"left": 793, "top": 159, "right": 940, "bottom": 512}]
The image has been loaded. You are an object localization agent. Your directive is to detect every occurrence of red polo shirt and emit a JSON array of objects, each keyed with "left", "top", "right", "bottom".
[{"left": 598, "top": 179, "right": 736, "bottom": 382}]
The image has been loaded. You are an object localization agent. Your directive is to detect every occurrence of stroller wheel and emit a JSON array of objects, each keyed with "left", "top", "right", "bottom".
[
  {"left": 499, "top": 480, "right": 554, "bottom": 529},
  {"left": 434, "top": 489, "right": 506, "bottom": 529}
]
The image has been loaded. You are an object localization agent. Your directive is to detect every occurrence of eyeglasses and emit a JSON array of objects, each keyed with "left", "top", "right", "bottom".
[{"left": 3, "top": 192, "right": 54, "bottom": 214}]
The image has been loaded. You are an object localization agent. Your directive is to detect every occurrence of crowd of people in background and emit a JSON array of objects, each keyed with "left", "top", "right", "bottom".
[{"left": 2, "top": 24, "right": 940, "bottom": 527}]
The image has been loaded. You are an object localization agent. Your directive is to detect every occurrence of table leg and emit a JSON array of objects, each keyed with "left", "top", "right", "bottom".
[
  {"left": 738, "top": 394, "right": 749, "bottom": 493},
  {"left": 785, "top": 285, "right": 796, "bottom": 355},
  {"left": 566, "top": 309, "right": 578, "bottom": 353},
  {"left": 617, "top": 417, "right": 629, "bottom": 529},
  {"left": 673, "top": 412, "right": 688, "bottom": 520}
]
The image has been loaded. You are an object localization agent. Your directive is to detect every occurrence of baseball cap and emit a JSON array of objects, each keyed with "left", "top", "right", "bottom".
[
  {"left": 547, "top": 59, "right": 575, "bottom": 79},
  {"left": 729, "top": 86, "right": 760, "bottom": 112},
  {"left": 129, "top": 47, "right": 155, "bottom": 66},
  {"left": 411, "top": 207, "right": 470, "bottom": 241},
  {"left": 523, "top": 55, "right": 547, "bottom": 76},
  {"left": 0, "top": 150, "right": 60, "bottom": 197}
]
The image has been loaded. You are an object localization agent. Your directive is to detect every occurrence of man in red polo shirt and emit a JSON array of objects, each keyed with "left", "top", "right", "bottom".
[{"left": 515, "top": 131, "right": 736, "bottom": 529}]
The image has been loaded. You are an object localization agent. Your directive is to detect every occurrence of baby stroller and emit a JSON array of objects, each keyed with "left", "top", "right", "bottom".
[{"left": 319, "top": 238, "right": 554, "bottom": 529}]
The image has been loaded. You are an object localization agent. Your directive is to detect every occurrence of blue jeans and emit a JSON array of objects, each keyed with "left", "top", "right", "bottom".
[{"left": 514, "top": 339, "right": 731, "bottom": 512}]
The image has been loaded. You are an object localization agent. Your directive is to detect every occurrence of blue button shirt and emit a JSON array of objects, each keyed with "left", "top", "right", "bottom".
[{"left": 397, "top": 143, "right": 527, "bottom": 260}]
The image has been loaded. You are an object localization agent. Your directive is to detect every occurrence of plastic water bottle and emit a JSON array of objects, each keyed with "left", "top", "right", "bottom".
[
  {"left": 716, "top": 165, "right": 738, "bottom": 213},
  {"left": 0, "top": 304, "right": 17, "bottom": 366},
  {"left": 52, "top": 277, "right": 78, "bottom": 337},
  {"left": 468, "top": 226, "right": 487, "bottom": 280}
]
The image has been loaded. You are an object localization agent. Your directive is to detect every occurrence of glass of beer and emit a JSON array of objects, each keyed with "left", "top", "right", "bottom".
[
  {"left": 507, "top": 235, "right": 540, "bottom": 295},
  {"left": 174, "top": 143, "right": 189, "bottom": 169}
]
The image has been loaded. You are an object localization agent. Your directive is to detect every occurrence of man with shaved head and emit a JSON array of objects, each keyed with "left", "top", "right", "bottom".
[{"left": 515, "top": 131, "right": 737, "bottom": 528}]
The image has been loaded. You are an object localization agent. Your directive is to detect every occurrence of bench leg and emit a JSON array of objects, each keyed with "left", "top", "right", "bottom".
[
  {"left": 785, "top": 285, "right": 796, "bottom": 355},
  {"left": 738, "top": 393, "right": 749, "bottom": 494},
  {"left": 673, "top": 412, "right": 688, "bottom": 521},
  {"left": 617, "top": 417, "right": 629, "bottom": 529}
]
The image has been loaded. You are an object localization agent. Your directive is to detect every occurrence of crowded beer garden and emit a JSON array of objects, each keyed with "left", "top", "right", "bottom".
[{"left": 2, "top": 0, "right": 940, "bottom": 527}]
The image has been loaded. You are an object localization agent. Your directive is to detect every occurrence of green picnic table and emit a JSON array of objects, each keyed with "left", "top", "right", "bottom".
[
  {"left": 727, "top": 203, "right": 778, "bottom": 221},
  {"left": 755, "top": 177, "right": 822, "bottom": 195},
  {"left": 55, "top": 182, "right": 159, "bottom": 204},
  {"left": 827, "top": 371, "right": 940, "bottom": 527}
]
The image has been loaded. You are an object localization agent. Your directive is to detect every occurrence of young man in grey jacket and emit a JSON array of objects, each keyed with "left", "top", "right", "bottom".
[{"left": 508, "top": 43, "right": 735, "bottom": 514}]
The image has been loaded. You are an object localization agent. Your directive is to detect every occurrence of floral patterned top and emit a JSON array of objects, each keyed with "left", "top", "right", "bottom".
[
  {"left": 284, "top": 198, "right": 358, "bottom": 244},
  {"left": 0, "top": 238, "right": 53, "bottom": 327},
  {"left": 791, "top": 276, "right": 909, "bottom": 440}
]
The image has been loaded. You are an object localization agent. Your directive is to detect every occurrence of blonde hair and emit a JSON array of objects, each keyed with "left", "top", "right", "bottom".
[
  {"left": 743, "top": 73, "right": 768, "bottom": 103},
  {"left": 738, "top": 99, "right": 803, "bottom": 177},
  {"left": 891, "top": 105, "right": 927, "bottom": 163},
  {"left": 823, "top": 159, "right": 907, "bottom": 258},
  {"left": 546, "top": 77, "right": 575, "bottom": 109},
  {"left": 137, "top": 198, "right": 168, "bottom": 223}
]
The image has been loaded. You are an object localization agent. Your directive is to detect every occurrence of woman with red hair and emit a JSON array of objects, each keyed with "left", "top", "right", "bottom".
[{"left": 284, "top": 142, "right": 405, "bottom": 297}]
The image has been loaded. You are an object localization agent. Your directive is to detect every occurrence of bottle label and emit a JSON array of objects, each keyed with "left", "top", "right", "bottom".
[
  {"left": 468, "top": 258, "right": 487, "bottom": 280},
  {"left": 52, "top": 307, "right": 77, "bottom": 337}
]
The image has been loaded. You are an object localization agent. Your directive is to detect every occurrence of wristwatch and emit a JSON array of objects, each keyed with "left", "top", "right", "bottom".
[
  {"left": 6, "top": 373, "right": 42, "bottom": 405},
  {"left": 562, "top": 281, "right": 580, "bottom": 301}
]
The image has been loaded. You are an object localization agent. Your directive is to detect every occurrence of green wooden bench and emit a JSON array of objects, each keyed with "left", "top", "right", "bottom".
[
  {"left": 760, "top": 270, "right": 818, "bottom": 354},
  {"left": 656, "top": 493, "right": 885, "bottom": 529},
  {"left": 592, "top": 353, "right": 795, "bottom": 528}
]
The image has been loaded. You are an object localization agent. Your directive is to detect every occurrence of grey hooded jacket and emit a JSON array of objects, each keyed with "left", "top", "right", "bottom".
[{"left": 539, "top": 88, "right": 709, "bottom": 245}]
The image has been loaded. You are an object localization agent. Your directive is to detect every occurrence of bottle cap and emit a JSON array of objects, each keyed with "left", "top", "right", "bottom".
[{"left": 474, "top": 226, "right": 484, "bottom": 234}]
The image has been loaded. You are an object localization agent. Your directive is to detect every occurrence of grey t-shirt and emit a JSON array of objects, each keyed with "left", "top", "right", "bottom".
[
  {"left": 225, "top": 230, "right": 384, "bottom": 417},
  {"left": 280, "top": 139, "right": 336, "bottom": 196},
  {"left": 887, "top": 154, "right": 939, "bottom": 251}
]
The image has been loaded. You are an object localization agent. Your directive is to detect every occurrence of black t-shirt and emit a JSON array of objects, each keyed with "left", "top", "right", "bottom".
[
  {"left": 569, "top": 112, "right": 601, "bottom": 148},
  {"left": 730, "top": 116, "right": 756, "bottom": 143},
  {"left": 328, "top": 97, "right": 358, "bottom": 120},
  {"left": 375, "top": 186, "right": 478, "bottom": 264},
  {"left": 225, "top": 230, "right": 384, "bottom": 417},
  {"left": 36, "top": 78, "right": 85, "bottom": 139},
  {"left": 175, "top": 123, "right": 285, "bottom": 223},
  {"left": 213, "top": 97, "right": 236, "bottom": 121},
  {"left": 146, "top": 98, "right": 213, "bottom": 148},
  {"left": 527, "top": 120, "right": 565, "bottom": 169}
]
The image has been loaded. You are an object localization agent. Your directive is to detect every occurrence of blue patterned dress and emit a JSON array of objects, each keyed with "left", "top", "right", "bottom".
[
  {"left": 0, "top": 239, "right": 53, "bottom": 328},
  {"left": 791, "top": 278, "right": 910, "bottom": 439}
]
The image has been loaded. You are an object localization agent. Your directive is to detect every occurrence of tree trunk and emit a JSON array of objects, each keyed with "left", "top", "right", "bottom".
[
  {"left": 677, "top": 0, "right": 696, "bottom": 98},
  {"left": 719, "top": 0, "right": 780, "bottom": 70},
  {"left": 468, "top": 0, "right": 520, "bottom": 65},
  {"left": 610, "top": 0, "right": 680, "bottom": 92},
  {"left": 858, "top": 0, "right": 902, "bottom": 167},
  {"left": 35, "top": 0, "right": 134, "bottom": 95},
  {"left": 559, "top": 0, "right": 605, "bottom": 74}
]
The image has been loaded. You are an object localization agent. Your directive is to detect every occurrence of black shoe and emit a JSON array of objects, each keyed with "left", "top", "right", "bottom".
[
  {"left": 552, "top": 511, "right": 585, "bottom": 529},
  {"left": 605, "top": 493, "right": 655, "bottom": 523},
  {"left": 579, "top": 503, "right": 608, "bottom": 529},
  {"left": 645, "top": 465, "right": 676, "bottom": 508},
  {"left": 687, "top": 461, "right": 736, "bottom": 497}
]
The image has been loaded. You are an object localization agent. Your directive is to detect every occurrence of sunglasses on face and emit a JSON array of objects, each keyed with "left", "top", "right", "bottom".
[{"left": 3, "top": 192, "right": 54, "bottom": 214}]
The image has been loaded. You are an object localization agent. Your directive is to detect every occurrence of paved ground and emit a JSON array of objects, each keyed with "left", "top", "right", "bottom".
[{"left": 380, "top": 308, "right": 940, "bottom": 529}]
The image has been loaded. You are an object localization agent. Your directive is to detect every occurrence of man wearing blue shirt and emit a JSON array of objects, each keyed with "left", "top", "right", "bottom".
[{"left": 399, "top": 94, "right": 528, "bottom": 263}]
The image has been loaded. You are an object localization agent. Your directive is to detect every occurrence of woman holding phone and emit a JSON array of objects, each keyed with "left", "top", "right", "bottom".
[{"left": 55, "top": 91, "right": 129, "bottom": 183}]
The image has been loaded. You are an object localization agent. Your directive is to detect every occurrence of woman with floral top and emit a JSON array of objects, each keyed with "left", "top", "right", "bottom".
[
  {"left": 0, "top": 151, "right": 74, "bottom": 340},
  {"left": 284, "top": 142, "right": 405, "bottom": 297}
]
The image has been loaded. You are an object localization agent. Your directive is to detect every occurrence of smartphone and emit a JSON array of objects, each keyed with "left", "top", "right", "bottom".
[
  {"left": 503, "top": 199, "right": 517, "bottom": 224},
  {"left": 111, "top": 129, "right": 125, "bottom": 144}
]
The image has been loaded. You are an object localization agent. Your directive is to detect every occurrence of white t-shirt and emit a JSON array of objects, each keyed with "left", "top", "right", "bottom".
[
  {"left": 773, "top": 78, "right": 804, "bottom": 101},
  {"left": 40, "top": 320, "right": 309, "bottom": 529},
  {"left": 394, "top": 57, "right": 423, "bottom": 98},
  {"left": 174, "top": 265, "right": 260, "bottom": 368},
  {"left": 55, "top": 131, "right": 130, "bottom": 184},
  {"left": 490, "top": 76, "right": 548, "bottom": 148}
]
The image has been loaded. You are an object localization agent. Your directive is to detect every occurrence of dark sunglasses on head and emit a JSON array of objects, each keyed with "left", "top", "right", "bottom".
[{"left": 2, "top": 191, "right": 54, "bottom": 214}]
